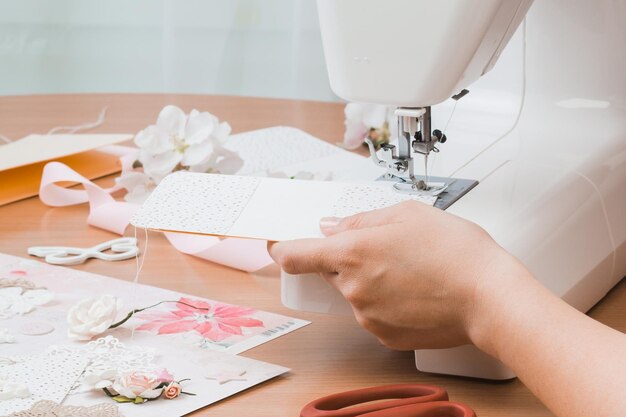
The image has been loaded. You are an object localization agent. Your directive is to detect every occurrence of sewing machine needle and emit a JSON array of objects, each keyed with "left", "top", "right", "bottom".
[{"left": 424, "top": 154, "right": 429, "bottom": 190}]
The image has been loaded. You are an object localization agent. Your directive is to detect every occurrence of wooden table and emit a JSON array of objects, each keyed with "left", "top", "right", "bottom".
[{"left": 1, "top": 94, "right": 624, "bottom": 417}]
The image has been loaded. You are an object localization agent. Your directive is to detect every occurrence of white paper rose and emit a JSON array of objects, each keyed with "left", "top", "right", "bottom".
[
  {"left": 67, "top": 296, "right": 122, "bottom": 341},
  {"left": 0, "top": 377, "right": 30, "bottom": 400},
  {"left": 111, "top": 371, "right": 163, "bottom": 400}
]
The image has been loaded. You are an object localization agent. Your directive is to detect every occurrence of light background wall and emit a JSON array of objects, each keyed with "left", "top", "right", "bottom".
[{"left": 0, "top": 0, "right": 338, "bottom": 101}]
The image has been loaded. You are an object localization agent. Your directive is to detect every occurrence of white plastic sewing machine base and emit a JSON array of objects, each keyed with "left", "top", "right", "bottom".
[
  {"left": 283, "top": 0, "right": 626, "bottom": 380},
  {"left": 281, "top": 257, "right": 515, "bottom": 380}
]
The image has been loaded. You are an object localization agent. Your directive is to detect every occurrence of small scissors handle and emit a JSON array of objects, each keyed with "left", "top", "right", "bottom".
[
  {"left": 301, "top": 384, "right": 464, "bottom": 417},
  {"left": 356, "top": 401, "right": 475, "bottom": 417}
]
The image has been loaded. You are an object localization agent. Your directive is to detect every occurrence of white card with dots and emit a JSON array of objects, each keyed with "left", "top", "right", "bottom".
[
  {"left": 131, "top": 172, "right": 436, "bottom": 241},
  {"left": 0, "top": 351, "right": 88, "bottom": 415}
]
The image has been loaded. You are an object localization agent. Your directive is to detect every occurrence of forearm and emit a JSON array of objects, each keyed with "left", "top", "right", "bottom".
[{"left": 470, "top": 261, "right": 626, "bottom": 417}]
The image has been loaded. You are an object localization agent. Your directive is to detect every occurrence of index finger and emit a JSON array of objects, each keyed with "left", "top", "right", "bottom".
[{"left": 268, "top": 236, "right": 343, "bottom": 275}]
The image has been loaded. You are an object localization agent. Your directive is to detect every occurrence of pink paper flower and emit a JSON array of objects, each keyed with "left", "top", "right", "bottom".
[
  {"left": 163, "top": 382, "right": 182, "bottom": 399},
  {"left": 111, "top": 371, "right": 163, "bottom": 400},
  {"left": 135, "top": 298, "right": 264, "bottom": 342}
]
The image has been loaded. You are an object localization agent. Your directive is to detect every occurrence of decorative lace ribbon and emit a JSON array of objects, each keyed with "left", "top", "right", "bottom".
[{"left": 6, "top": 400, "right": 123, "bottom": 417}]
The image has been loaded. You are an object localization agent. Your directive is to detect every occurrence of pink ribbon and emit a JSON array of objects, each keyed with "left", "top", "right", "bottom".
[{"left": 38, "top": 146, "right": 273, "bottom": 272}]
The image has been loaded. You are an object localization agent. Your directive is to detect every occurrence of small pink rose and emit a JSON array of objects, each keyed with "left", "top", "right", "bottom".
[{"left": 164, "top": 382, "right": 181, "bottom": 399}]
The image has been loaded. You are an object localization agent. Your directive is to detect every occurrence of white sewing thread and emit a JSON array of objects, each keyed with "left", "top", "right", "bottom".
[{"left": 0, "top": 107, "right": 108, "bottom": 144}]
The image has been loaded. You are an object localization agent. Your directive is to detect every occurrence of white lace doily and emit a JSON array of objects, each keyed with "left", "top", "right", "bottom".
[
  {"left": 47, "top": 336, "right": 156, "bottom": 393},
  {"left": 6, "top": 400, "right": 123, "bottom": 417}
]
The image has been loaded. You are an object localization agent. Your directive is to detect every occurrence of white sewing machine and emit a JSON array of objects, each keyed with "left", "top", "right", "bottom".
[{"left": 282, "top": 0, "right": 626, "bottom": 379}]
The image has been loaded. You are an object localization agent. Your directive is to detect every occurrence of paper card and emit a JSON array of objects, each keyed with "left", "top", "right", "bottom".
[
  {"left": 0, "top": 254, "right": 305, "bottom": 416},
  {"left": 130, "top": 172, "right": 436, "bottom": 241},
  {"left": 224, "top": 126, "right": 386, "bottom": 182},
  {"left": 61, "top": 341, "right": 289, "bottom": 417},
  {"left": 0, "top": 134, "right": 132, "bottom": 206},
  {"left": 0, "top": 351, "right": 89, "bottom": 416},
  {"left": 0, "top": 134, "right": 131, "bottom": 172}
]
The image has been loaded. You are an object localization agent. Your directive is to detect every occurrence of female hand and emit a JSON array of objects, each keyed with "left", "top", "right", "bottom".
[{"left": 268, "top": 200, "right": 531, "bottom": 350}]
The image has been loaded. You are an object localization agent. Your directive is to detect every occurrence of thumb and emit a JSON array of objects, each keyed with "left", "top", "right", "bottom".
[{"left": 319, "top": 204, "right": 403, "bottom": 236}]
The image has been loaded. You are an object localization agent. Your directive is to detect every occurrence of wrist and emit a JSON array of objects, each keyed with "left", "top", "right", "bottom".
[{"left": 464, "top": 252, "right": 538, "bottom": 359}]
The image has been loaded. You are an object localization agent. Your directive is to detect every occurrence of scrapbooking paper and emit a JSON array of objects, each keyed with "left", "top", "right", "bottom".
[
  {"left": 50, "top": 336, "right": 289, "bottom": 417},
  {"left": 0, "top": 254, "right": 306, "bottom": 416},
  {"left": 0, "top": 351, "right": 89, "bottom": 415},
  {"left": 224, "top": 126, "right": 386, "bottom": 181},
  {"left": 0, "top": 133, "right": 132, "bottom": 206},
  {"left": 0, "top": 134, "right": 131, "bottom": 172},
  {"left": 130, "top": 172, "right": 437, "bottom": 241}
]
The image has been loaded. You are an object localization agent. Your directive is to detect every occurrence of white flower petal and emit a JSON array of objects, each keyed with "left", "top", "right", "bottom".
[
  {"left": 156, "top": 105, "right": 187, "bottom": 137},
  {"left": 142, "top": 151, "right": 183, "bottom": 183},
  {"left": 185, "top": 111, "right": 216, "bottom": 145},
  {"left": 181, "top": 142, "right": 213, "bottom": 167},
  {"left": 361, "top": 104, "right": 388, "bottom": 128},
  {"left": 134, "top": 126, "right": 172, "bottom": 155},
  {"left": 140, "top": 388, "right": 164, "bottom": 399}
]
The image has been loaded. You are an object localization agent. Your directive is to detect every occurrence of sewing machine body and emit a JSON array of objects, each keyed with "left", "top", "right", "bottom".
[{"left": 282, "top": 0, "right": 626, "bottom": 379}]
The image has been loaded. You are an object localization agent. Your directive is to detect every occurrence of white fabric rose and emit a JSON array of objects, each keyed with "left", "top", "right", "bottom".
[
  {"left": 0, "top": 377, "right": 30, "bottom": 400},
  {"left": 67, "top": 296, "right": 122, "bottom": 341},
  {"left": 111, "top": 371, "right": 163, "bottom": 400}
]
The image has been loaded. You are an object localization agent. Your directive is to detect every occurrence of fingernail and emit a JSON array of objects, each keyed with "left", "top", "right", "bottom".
[{"left": 319, "top": 216, "right": 342, "bottom": 229}]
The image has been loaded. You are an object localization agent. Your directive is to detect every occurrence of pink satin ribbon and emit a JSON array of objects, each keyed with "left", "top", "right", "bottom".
[{"left": 38, "top": 146, "right": 273, "bottom": 272}]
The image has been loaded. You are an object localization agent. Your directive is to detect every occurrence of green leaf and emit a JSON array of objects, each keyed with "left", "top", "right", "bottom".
[
  {"left": 134, "top": 396, "right": 146, "bottom": 404},
  {"left": 111, "top": 396, "right": 134, "bottom": 403}
]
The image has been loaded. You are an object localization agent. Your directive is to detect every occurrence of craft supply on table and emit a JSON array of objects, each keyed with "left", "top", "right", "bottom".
[
  {"left": 130, "top": 172, "right": 436, "bottom": 242},
  {"left": 0, "top": 253, "right": 308, "bottom": 416},
  {"left": 36, "top": 126, "right": 387, "bottom": 271},
  {"left": 27, "top": 238, "right": 139, "bottom": 266},
  {"left": 300, "top": 384, "right": 476, "bottom": 417}
]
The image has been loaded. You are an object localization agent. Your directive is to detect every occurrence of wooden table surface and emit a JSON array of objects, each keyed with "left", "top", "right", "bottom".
[{"left": 1, "top": 94, "right": 624, "bottom": 417}]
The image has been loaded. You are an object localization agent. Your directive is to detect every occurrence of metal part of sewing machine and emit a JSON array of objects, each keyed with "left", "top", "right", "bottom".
[{"left": 365, "top": 105, "right": 477, "bottom": 210}]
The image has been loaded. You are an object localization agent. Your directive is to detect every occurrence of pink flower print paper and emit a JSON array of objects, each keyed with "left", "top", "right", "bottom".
[{"left": 135, "top": 298, "right": 266, "bottom": 348}]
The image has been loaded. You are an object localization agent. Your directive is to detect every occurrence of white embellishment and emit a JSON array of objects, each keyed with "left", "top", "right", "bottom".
[
  {"left": 0, "top": 377, "right": 30, "bottom": 401},
  {"left": 0, "top": 352, "right": 88, "bottom": 415},
  {"left": 205, "top": 369, "right": 248, "bottom": 385},
  {"left": 27, "top": 237, "right": 139, "bottom": 266},
  {"left": 0, "top": 287, "right": 54, "bottom": 319},
  {"left": 66, "top": 296, "right": 122, "bottom": 341},
  {"left": 0, "top": 328, "right": 15, "bottom": 344},
  {"left": 48, "top": 336, "right": 156, "bottom": 394}
]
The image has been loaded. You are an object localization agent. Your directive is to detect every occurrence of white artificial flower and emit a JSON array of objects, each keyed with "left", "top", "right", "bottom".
[
  {"left": 67, "top": 296, "right": 122, "bottom": 341},
  {"left": 115, "top": 171, "right": 155, "bottom": 204},
  {"left": 0, "top": 287, "right": 54, "bottom": 319},
  {"left": 0, "top": 376, "right": 30, "bottom": 400},
  {"left": 0, "top": 328, "right": 15, "bottom": 344},
  {"left": 110, "top": 370, "right": 164, "bottom": 400},
  {"left": 343, "top": 102, "right": 395, "bottom": 149},
  {"left": 134, "top": 105, "right": 236, "bottom": 183},
  {"left": 83, "top": 369, "right": 119, "bottom": 390}
]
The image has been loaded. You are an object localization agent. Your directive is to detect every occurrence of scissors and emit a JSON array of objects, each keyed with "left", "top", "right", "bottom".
[
  {"left": 300, "top": 384, "right": 475, "bottom": 417},
  {"left": 27, "top": 237, "right": 139, "bottom": 266}
]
